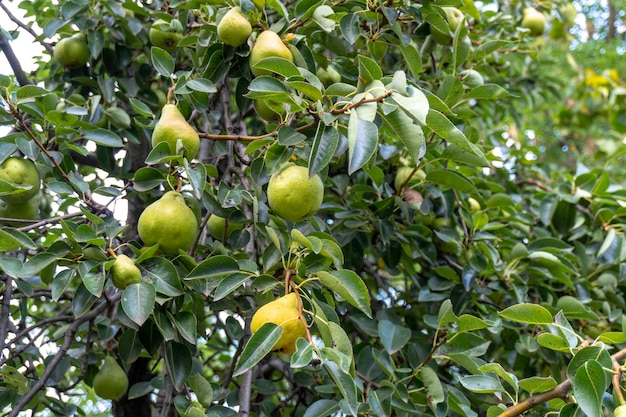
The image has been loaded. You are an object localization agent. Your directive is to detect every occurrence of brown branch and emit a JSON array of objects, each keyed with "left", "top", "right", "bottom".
[
  {"left": 498, "top": 347, "right": 626, "bottom": 417},
  {"left": 0, "top": 0, "right": 53, "bottom": 54},
  {"left": 330, "top": 91, "right": 392, "bottom": 115},
  {"left": 614, "top": 358, "right": 625, "bottom": 406},
  {"left": 0, "top": 276, "right": 13, "bottom": 352},
  {"left": 0, "top": 32, "right": 32, "bottom": 86},
  {"left": 8, "top": 291, "right": 122, "bottom": 417}
]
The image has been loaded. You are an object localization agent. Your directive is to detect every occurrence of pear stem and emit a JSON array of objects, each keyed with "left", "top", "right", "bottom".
[
  {"left": 166, "top": 85, "right": 175, "bottom": 105},
  {"left": 613, "top": 359, "right": 626, "bottom": 406},
  {"left": 289, "top": 281, "right": 315, "bottom": 346},
  {"left": 107, "top": 248, "right": 118, "bottom": 258}
]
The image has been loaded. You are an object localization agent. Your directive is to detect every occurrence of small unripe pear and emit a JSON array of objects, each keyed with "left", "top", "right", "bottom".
[
  {"left": 93, "top": 357, "right": 129, "bottom": 400},
  {"left": 152, "top": 104, "right": 200, "bottom": 162},
  {"left": 111, "top": 254, "right": 142, "bottom": 290},
  {"left": 217, "top": 7, "right": 252, "bottom": 47},
  {"left": 149, "top": 19, "right": 182, "bottom": 52},
  {"left": 249, "top": 31, "right": 293, "bottom": 77},
  {"left": 521, "top": 7, "right": 546, "bottom": 36}
]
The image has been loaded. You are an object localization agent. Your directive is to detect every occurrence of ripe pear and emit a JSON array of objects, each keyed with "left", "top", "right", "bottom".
[
  {"left": 137, "top": 191, "right": 199, "bottom": 256},
  {"left": 54, "top": 33, "right": 90, "bottom": 69},
  {"left": 111, "top": 254, "right": 142, "bottom": 290},
  {"left": 92, "top": 356, "right": 129, "bottom": 400},
  {"left": 250, "top": 292, "right": 307, "bottom": 354},
  {"left": 521, "top": 7, "right": 546, "bottom": 36},
  {"left": 267, "top": 165, "right": 324, "bottom": 222},
  {"left": 217, "top": 7, "right": 252, "bottom": 47},
  {"left": 152, "top": 104, "right": 201, "bottom": 162},
  {"left": 0, "top": 157, "right": 41, "bottom": 204},
  {"left": 249, "top": 31, "right": 294, "bottom": 77}
]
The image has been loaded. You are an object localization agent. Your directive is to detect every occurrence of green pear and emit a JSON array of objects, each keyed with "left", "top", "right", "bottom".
[
  {"left": 249, "top": 31, "right": 293, "bottom": 77},
  {"left": 149, "top": 19, "right": 183, "bottom": 52},
  {"left": 0, "top": 157, "right": 41, "bottom": 204},
  {"left": 521, "top": 7, "right": 546, "bottom": 36},
  {"left": 217, "top": 7, "right": 252, "bottom": 47},
  {"left": 560, "top": 3, "right": 577, "bottom": 26},
  {"left": 460, "top": 69, "right": 484, "bottom": 88},
  {"left": 137, "top": 191, "right": 199, "bottom": 256},
  {"left": 0, "top": 198, "right": 39, "bottom": 226},
  {"left": 54, "top": 34, "right": 90, "bottom": 69},
  {"left": 110, "top": 254, "right": 142, "bottom": 290},
  {"left": 152, "top": 104, "right": 201, "bottom": 162},
  {"left": 254, "top": 99, "right": 284, "bottom": 121},
  {"left": 207, "top": 215, "right": 244, "bottom": 240},
  {"left": 92, "top": 356, "right": 129, "bottom": 400},
  {"left": 316, "top": 65, "right": 341, "bottom": 86}
]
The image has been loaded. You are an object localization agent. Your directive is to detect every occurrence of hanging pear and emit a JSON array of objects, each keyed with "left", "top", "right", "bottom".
[
  {"left": 250, "top": 292, "right": 306, "bottom": 354},
  {"left": 137, "top": 191, "right": 199, "bottom": 256},
  {"left": 217, "top": 7, "right": 252, "bottom": 47},
  {"left": 110, "top": 254, "right": 142, "bottom": 289},
  {"left": 92, "top": 356, "right": 129, "bottom": 400},
  {"left": 151, "top": 104, "right": 200, "bottom": 163},
  {"left": 249, "top": 31, "right": 293, "bottom": 77}
]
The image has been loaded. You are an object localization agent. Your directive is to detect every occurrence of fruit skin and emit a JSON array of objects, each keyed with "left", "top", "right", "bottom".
[
  {"left": 217, "top": 7, "right": 252, "bottom": 47},
  {"left": 110, "top": 254, "right": 142, "bottom": 290},
  {"left": 254, "top": 99, "right": 284, "bottom": 121},
  {"left": 138, "top": 191, "right": 199, "bottom": 256},
  {"left": 521, "top": 7, "right": 546, "bottom": 36},
  {"left": 149, "top": 19, "right": 182, "bottom": 52},
  {"left": 394, "top": 166, "right": 425, "bottom": 191},
  {"left": 267, "top": 165, "right": 324, "bottom": 222},
  {"left": 152, "top": 104, "right": 201, "bottom": 162},
  {"left": 250, "top": 293, "right": 306, "bottom": 354},
  {"left": 207, "top": 215, "right": 244, "bottom": 240},
  {"left": 92, "top": 356, "right": 129, "bottom": 400},
  {"left": 0, "top": 157, "right": 41, "bottom": 204},
  {"left": 316, "top": 65, "right": 341, "bottom": 86},
  {"left": 460, "top": 69, "right": 484, "bottom": 88},
  {"left": 249, "top": 31, "right": 294, "bottom": 77},
  {"left": 560, "top": 3, "right": 577, "bottom": 26},
  {"left": 615, "top": 405, "right": 626, "bottom": 417},
  {"left": 54, "top": 34, "right": 90, "bottom": 69},
  {"left": 0, "top": 198, "right": 39, "bottom": 226}
]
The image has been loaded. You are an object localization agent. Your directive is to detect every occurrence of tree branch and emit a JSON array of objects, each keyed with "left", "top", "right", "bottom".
[
  {"left": 7, "top": 292, "right": 122, "bottom": 417},
  {"left": 0, "top": 275, "right": 13, "bottom": 356},
  {"left": 0, "top": 0, "right": 52, "bottom": 54},
  {"left": 0, "top": 31, "right": 32, "bottom": 86},
  {"left": 498, "top": 346, "right": 626, "bottom": 416}
]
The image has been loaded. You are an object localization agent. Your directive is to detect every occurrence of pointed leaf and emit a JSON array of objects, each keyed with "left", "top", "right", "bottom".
[
  {"left": 324, "top": 361, "right": 358, "bottom": 416},
  {"left": 309, "top": 124, "right": 339, "bottom": 176},
  {"left": 380, "top": 109, "right": 425, "bottom": 163},
  {"left": 317, "top": 270, "right": 371, "bottom": 317},
  {"left": 573, "top": 360, "right": 606, "bottom": 417},
  {"left": 165, "top": 342, "right": 192, "bottom": 390},
  {"left": 233, "top": 323, "right": 283, "bottom": 377},
  {"left": 122, "top": 282, "right": 156, "bottom": 326},
  {"left": 378, "top": 319, "right": 411, "bottom": 355},
  {"left": 499, "top": 303, "right": 553, "bottom": 325},
  {"left": 303, "top": 399, "right": 340, "bottom": 417},
  {"left": 186, "top": 256, "right": 240, "bottom": 280},
  {"left": 347, "top": 113, "right": 378, "bottom": 174},
  {"left": 151, "top": 47, "right": 175, "bottom": 76}
]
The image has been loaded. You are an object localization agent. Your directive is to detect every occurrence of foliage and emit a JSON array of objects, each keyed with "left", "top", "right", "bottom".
[{"left": 1, "top": 0, "right": 626, "bottom": 416}]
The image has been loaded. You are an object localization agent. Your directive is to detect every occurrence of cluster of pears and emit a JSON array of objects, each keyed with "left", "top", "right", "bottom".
[
  {"left": 92, "top": 356, "right": 129, "bottom": 400},
  {"left": 267, "top": 165, "right": 324, "bottom": 222},
  {"left": 54, "top": 33, "right": 90, "bottom": 69},
  {"left": 250, "top": 292, "right": 307, "bottom": 354},
  {"left": 0, "top": 157, "right": 41, "bottom": 225}
]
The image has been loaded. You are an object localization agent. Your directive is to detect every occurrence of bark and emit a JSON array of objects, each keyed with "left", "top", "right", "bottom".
[
  {"left": 608, "top": 0, "right": 617, "bottom": 40},
  {"left": 112, "top": 358, "right": 154, "bottom": 417}
]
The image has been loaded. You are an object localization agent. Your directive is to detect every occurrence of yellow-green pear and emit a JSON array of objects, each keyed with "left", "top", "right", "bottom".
[
  {"left": 254, "top": 99, "right": 284, "bottom": 121},
  {"left": 249, "top": 31, "right": 293, "bottom": 77},
  {"left": 149, "top": 19, "right": 183, "bottom": 52},
  {"left": 207, "top": 215, "right": 244, "bottom": 240},
  {"left": 0, "top": 157, "right": 41, "bottom": 204},
  {"left": 0, "top": 199, "right": 39, "bottom": 226},
  {"left": 54, "top": 34, "right": 90, "bottom": 69},
  {"left": 93, "top": 356, "right": 129, "bottom": 400},
  {"left": 110, "top": 254, "right": 142, "bottom": 289},
  {"left": 250, "top": 292, "right": 306, "bottom": 354},
  {"left": 521, "top": 7, "right": 546, "bottom": 36},
  {"left": 152, "top": 104, "right": 201, "bottom": 162},
  {"left": 138, "top": 191, "right": 199, "bottom": 256},
  {"left": 217, "top": 7, "right": 252, "bottom": 47}
]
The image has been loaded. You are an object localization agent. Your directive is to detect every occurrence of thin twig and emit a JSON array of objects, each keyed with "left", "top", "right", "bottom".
[
  {"left": 0, "top": 276, "right": 13, "bottom": 354},
  {"left": 0, "top": 1, "right": 52, "bottom": 53}
]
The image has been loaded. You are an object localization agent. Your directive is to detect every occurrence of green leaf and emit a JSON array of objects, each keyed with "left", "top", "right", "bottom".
[
  {"left": 233, "top": 323, "right": 283, "bottom": 377},
  {"left": 20, "top": 253, "right": 57, "bottom": 276},
  {"left": 457, "top": 314, "right": 489, "bottom": 333},
  {"left": 397, "top": 43, "right": 422, "bottom": 81},
  {"left": 186, "top": 256, "right": 240, "bottom": 280},
  {"left": 425, "top": 110, "right": 486, "bottom": 161},
  {"left": 380, "top": 109, "right": 425, "bottom": 163},
  {"left": 165, "top": 342, "right": 192, "bottom": 390},
  {"left": 419, "top": 366, "right": 444, "bottom": 411},
  {"left": 573, "top": 360, "right": 606, "bottom": 417},
  {"left": 186, "top": 78, "right": 217, "bottom": 93},
  {"left": 83, "top": 128, "right": 123, "bottom": 147},
  {"left": 252, "top": 57, "right": 300, "bottom": 78},
  {"left": 213, "top": 273, "right": 249, "bottom": 301},
  {"left": 499, "top": 303, "right": 553, "bottom": 324},
  {"left": 567, "top": 346, "right": 612, "bottom": 387},
  {"left": 459, "top": 375, "right": 505, "bottom": 394},
  {"left": 151, "top": 47, "right": 175, "bottom": 76},
  {"left": 323, "top": 361, "right": 358, "bottom": 416},
  {"left": 378, "top": 319, "right": 411, "bottom": 355},
  {"left": 302, "top": 399, "right": 340, "bottom": 417},
  {"left": 536, "top": 332, "right": 572, "bottom": 352},
  {"left": 312, "top": 5, "right": 335, "bottom": 33},
  {"left": 358, "top": 55, "right": 383, "bottom": 84},
  {"left": 466, "top": 84, "right": 513, "bottom": 100},
  {"left": 347, "top": 113, "right": 378, "bottom": 174},
  {"left": 122, "top": 282, "right": 156, "bottom": 326},
  {"left": 309, "top": 124, "right": 339, "bottom": 176},
  {"left": 518, "top": 376, "right": 557, "bottom": 395},
  {"left": 129, "top": 98, "right": 153, "bottom": 117},
  {"left": 426, "top": 169, "right": 477, "bottom": 193},
  {"left": 171, "top": 311, "right": 197, "bottom": 345},
  {"left": 390, "top": 86, "right": 429, "bottom": 125},
  {"left": 187, "top": 373, "right": 213, "bottom": 408},
  {"left": 140, "top": 257, "right": 184, "bottom": 297},
  {"left": 317, "top": 270, "right": 371, "bottom": 317}
]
